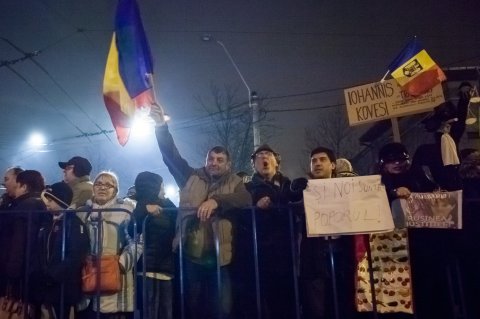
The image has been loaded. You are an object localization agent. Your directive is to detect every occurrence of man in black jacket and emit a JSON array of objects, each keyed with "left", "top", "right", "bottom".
[
  {"left": 235, "top": 144, "right": 302, "bottom": 319},
  {"left": 294, "top": 147, "right": 355, "bottom": 319}
]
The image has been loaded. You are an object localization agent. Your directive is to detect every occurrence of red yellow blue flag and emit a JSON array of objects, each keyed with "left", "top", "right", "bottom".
[
  {"left": 103, "top": 0, "right": 154, "bottom": 146},
  {"left": 386, "top": 38, "right": 446, "bottom": 97}
]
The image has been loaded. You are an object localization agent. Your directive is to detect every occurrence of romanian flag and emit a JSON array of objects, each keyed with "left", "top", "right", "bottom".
[
  {"left": 103, "top": 0, "right": 154, "bottom": 146},
  {"left": 387, "top": 38, "right": 446, "bottom": 97}
]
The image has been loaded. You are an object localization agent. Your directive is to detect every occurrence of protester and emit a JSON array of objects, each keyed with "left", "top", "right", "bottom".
[
  {"left": 293, "top": 146, "right": 356, "bottom": 319},
  {"left": 458, "top": 150, "right": 480, "bottom": 318},
  {"left": 130, "top": 171, "right": 177, "bottom": 319},
  {"left": 411, "top": 82, "right": 470, "bottom": 191},
  {"left": 150, "top": 103, "right": 251, "bottom": 319},
  {"left": 58, "top": 156, "right": 93, "bottom": 211},
  {"left": 234, "top": 144, "right": 302, "bottom": 318},
  {"left": 31, "top": 182, "right": 89, "bottom": 319},
  {"left": 355, "top": 143, "right": 423, "bottom": 318},
  {"left": 82, "top": 171, "right": 137, "bottom": 319},
  {"left": 335, "top": 158, "right": 358, "bottom": 177},
  {"left": 0, "top": 167, "right": 24, "bottom": 210},
  {"left": 0, "top": 170, "right": 47, "bottom": 304},
  {"left": 0, "top": 167, "right": 25, "bottom": 296}
]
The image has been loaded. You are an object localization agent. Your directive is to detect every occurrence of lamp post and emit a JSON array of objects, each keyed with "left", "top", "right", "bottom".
[{"left": 202, "top": 34, "right": 261, "bottom": 148}]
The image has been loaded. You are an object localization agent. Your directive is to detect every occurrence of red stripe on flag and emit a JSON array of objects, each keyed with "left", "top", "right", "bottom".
[
  {"left": 104, "top": 93, "right": 132, "bottom": 146},
  {"left": 402, "top": 66, "right": 446, "bottom": 97}
]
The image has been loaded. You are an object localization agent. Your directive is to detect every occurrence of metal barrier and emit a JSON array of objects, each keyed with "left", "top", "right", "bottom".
[{"left": 1, "top": 198, "right": 478, "bottom": 319}]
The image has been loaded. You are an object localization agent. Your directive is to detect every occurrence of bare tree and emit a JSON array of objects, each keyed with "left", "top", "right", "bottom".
[
  {"left": 304, "top": 107, "right": 362, "bottom": 159},
  {"left": 301, "top": 106, "right": 378, "bottom": 174},
  {"left": 195, "top": 82, "right": 255, "bottom": 173}
]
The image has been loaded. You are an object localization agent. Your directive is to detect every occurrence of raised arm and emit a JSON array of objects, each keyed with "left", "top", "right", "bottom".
[{"left": 150, "top": 103, "right": 194, "bottom": 188}]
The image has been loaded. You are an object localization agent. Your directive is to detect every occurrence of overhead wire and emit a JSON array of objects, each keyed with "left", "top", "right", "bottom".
[
  {"left": 2, "top": 63, "right": 91, "bottom": 142},
  {"left": 2, "top": 20, "right": 479, "bottom": 146},
  {"left": 0, "top": 36, "right": 112, "bottom": 144}
]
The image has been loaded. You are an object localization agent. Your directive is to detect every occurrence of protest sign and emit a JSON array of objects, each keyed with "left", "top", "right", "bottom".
[
  {"left": 344, "top": 79, "right": 445, "bottom": 125},
  {"left": 303, "top": 175, "right": 394, "bottom": 236},
  {"left": 399, "top": 191, "right": 462, "bottom": 229}
]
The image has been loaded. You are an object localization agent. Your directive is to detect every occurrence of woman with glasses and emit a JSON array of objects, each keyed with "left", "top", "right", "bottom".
[{"left": 81, "top": 171, "right": 137, "bottom": 319}]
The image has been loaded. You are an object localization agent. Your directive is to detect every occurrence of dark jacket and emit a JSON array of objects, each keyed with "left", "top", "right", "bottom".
[
  {"left": 132, "top": 198, "right": 177, "bottom": 276},
  {"left": 411, "top": 93, "right": 469, "bottom": 191},
  {"left": 244, "top": 172, "right": 302, "bottom": 252},
  {"left": 30, "top": 213, "right": 90, "bottom": 305},
  {"left": 381, "top": 168, "right": 435, "bottom": 203},
  {"left": 0, "top": 192, "right": 47, "bottom": 299}
]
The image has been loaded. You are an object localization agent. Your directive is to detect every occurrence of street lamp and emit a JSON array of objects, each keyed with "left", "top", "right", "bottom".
[{"left": 202, "top": 34, "right": 261, "bottom": 148}]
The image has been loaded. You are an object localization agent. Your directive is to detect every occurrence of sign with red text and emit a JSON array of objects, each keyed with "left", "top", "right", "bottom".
[
  {"left": 399, "top": 191, "right": 462, "bottom": 229},
  {"left": 303, "top": 175, "right": 394, "bottom": 236},
  {"left": 344, "top": 79, "right": 445, "bottom": 125}
]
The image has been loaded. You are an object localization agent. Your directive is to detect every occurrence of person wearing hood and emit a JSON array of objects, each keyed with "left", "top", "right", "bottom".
[
  {"left": 129, "top": 171, "right": 177, "bottom": 319},
  {"left": 235, "top": 144, "right": 302, "bottom": 318},
  {"left": 31, "top": 182, "right": 89, "bottom": 319},
  {"left": 150, "top": 104, "right": 251, "bottom": 319}
]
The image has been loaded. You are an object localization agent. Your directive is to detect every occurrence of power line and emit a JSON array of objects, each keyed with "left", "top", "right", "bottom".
[
  {"left": 267, "top": 103, "right": 344, "bottom": 113},
  {"left": 3, "top": 64, "right": 91, "bottom": 141},
  {"left": 0, "top": 37, "right": 112, "bottom": 144},
  {"left": 0, "top": 51, "right": 40, "bottom": 68}
]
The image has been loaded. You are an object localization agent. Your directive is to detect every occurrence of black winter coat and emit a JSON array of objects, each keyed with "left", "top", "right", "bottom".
[
  {"left": 132, "top": 198, "right": 177, "bottom": 276},
  {"left": 242, "top": 173, "right": 302, "bottom": 271},
  {"left": 30, "top": 213, "right": 90, "bottom": 305},
  {"left": 0, "top": 192, "right": 48, "bottom": 299}
]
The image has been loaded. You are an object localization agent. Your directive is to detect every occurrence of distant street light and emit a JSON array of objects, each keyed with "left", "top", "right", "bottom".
[
  {"left": 28, "top": 132, "right": 46, "bottom": 147},
  {"left": 202, "top": 34, "right": 261, "bottom": 148}
]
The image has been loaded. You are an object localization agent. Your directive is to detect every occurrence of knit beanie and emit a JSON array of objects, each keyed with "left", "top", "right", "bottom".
[{"left": 44, "top": 182, "right": 73, "bottom": 209}]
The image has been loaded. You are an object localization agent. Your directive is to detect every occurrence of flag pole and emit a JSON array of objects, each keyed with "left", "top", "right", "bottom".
[
  {"left": 380, "top": 70, "right": 390, "bottom": 83},
  {"left": 391, "top": 118, "right": 401, "bottom": 142},
  {"left": 147, "top": 74, "right": 169, "bottom": 125}
]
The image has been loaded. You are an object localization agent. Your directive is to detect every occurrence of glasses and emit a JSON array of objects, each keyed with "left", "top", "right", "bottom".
[
  {"left": 255, "top": 151, "right": 274, "bottom": 158},
  {"left": 94, "top": 182, "right": 116, "bottom": 189},
  {"left": 65, "top": 165, "right": 74, "bottom": 171}
]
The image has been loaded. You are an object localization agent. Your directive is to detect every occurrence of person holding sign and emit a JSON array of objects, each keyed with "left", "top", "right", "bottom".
[
  {"left": 294, "top": 146, "right": 356, "bottom": 319},
  {"left": 355, "top": 142, "right": 426, "bottom": 317}
]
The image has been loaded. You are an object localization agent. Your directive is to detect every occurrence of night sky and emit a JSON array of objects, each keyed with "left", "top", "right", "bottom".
[{"left": 1, "top": 0, "right": 479, "bottom": 199}]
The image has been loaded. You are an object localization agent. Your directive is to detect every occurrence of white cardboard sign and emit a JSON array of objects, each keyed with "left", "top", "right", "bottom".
[{"left": 303, "top": 175, "right": 394, "bottom": 236}]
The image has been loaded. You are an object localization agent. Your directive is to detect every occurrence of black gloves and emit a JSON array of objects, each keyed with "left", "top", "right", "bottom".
[{"left": 290, "top": 177, "right": 308, "bottom": 193}]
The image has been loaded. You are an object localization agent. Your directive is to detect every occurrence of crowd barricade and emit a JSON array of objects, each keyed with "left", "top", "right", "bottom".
[{"left": 1, "top": 197, "right": 478, "bottom": 319}]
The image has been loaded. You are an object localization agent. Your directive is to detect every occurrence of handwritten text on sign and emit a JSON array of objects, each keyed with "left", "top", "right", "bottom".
[
  {"left": 344, "top": 79, "right": 445, "bottom": 126},
  {"left": 303, "top": 175, "right": 394, "bottom": 236}
]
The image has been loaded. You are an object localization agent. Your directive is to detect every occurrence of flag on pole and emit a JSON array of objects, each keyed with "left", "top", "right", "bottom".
[
  {"left": 386, "top": 37, "right": 446, "bottom": 97},
  {"left": 103, "top": 0, "right": 154, "bottom": 146}
]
